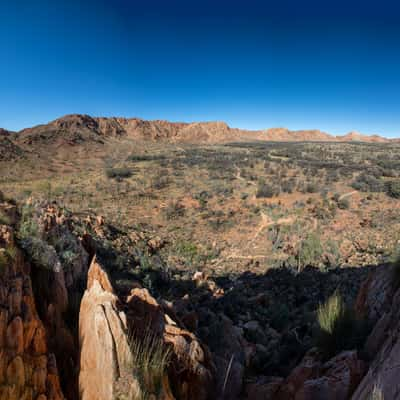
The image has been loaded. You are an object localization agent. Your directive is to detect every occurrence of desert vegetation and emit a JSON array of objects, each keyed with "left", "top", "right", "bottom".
[{"left": 1, "top": 132, "right": 400, "bottom": 399}]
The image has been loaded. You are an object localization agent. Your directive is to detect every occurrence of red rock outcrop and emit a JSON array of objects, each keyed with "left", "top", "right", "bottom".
[
  {"left": 79, "top": 257, "right": 138, "bottom": 400},
  {"left": 0, "top": 203, "right": 65, "bottom": 400},
  {"left": 79, "top": 256, "right": 215, "bottom": 400},
  {"left": 351, "top": 265, "right": 400, "bottom": 400}
]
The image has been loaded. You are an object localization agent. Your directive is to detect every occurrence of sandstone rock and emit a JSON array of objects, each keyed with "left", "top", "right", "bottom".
[
  {"left": 352, "top": 278, "right": 400, "bottom": 400},
  {"left": 355, "top": 265, "right": 394, "bottom": 322},
  {"left": 79, "top": 258, "right": 134, "bottom": 400},
  {"left": 6, "top": 317, "right": 24, "bottom": 355},
  {"left": 32, "top": 326, "right": 47, "bottom": 355},
  {"left": 127, "top": 287, "right": 215, "bottom": 400},
  {"left": 6, "top": 356, "right": 25, "bottom": 387},
  {"left": 86, "top": 255, "right": 114, "bottom": 293}
]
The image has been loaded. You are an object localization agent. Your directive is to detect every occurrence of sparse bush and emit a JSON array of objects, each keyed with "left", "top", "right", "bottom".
[
  {"left": 256, "top": 181, "right": 277, "bottom": 198},
  {"left": 352, "top": 173, "right": 385, "bottom": 193},
  {"left": 281, "top": 179, "right": 296, "bottom": 194},
  {"left": 315, "top": 292, "right": 366, "bottom": 358},
  {"left": 305, "top": 182, "right": 319, "bottom": 193},
  {"left": 337, "top": 198, "right": 350, "bottom": 209},
  {"left": 297, "top": 232, "right": 323, "bottom": 270},
  {"left": 163, "top": 201, "right": 185, "bottom": 220},
  {"left": 18, "top": 204, "right": 39, "bottom": 239},
  {"left": 193, "top": 191, "right": 212, "bottom": 208},
  {"left": 127, "top": 154, "right": 166, "bottom": 162},
  {"left": 37, "top": 181, "right": 53, "bottom": 200},
  {"left": 386, "top": 180, "right": 400, "bottom": 199},
  {"left": 151, "top": 174, "right": 171, "bottom": 190},
  {"left": 106, "top": 167, "right": 133, "bottom": 180},
  {"left": 174, "top": 240, "right": 199, "bottom": 266}
]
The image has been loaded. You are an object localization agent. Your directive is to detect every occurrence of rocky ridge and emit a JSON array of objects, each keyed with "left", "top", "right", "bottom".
[{"left": 1, "top": 114, "right": 397, "bottom": 152}]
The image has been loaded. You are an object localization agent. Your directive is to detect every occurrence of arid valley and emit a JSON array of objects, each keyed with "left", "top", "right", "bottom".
[{"left": 0, "top": 114, "right": 400, "bottom": 399}]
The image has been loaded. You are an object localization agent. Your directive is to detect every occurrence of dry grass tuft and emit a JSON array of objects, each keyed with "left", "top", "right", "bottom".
[{"left": 117, "top": 329, "right": 171, "bottom": 400}]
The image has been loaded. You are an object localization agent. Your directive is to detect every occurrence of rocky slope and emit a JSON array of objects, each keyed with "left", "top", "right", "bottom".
[
  {"left": 0, "top": 194, "right": 217, "bottom": 400},
  {"left": 0, "top": 199, "right": 65, "bottom": 400},
  {"left": 2, "top": 191, "right": 400, "bottom": 399}
]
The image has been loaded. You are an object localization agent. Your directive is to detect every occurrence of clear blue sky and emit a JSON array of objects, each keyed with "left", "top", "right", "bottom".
[{"left": 1, "top": 0, "right": 400, "bottom": 137}]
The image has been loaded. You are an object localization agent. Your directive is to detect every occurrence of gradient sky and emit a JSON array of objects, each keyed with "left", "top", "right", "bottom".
[{"left": 1, "top": 0, "right": 400, "bottom": 137}]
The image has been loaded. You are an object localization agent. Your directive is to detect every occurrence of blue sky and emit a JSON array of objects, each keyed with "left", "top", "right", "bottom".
[{"left": 1, "top": 0, "right": 400, "bottom": 137}]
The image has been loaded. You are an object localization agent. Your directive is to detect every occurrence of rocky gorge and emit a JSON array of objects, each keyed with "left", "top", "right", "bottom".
[{"left": 0, "top": 191, "right": 399, "bottom": 399}]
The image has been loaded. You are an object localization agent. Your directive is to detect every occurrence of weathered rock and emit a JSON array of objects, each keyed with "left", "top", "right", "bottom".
[
  {"left": 6, "top": 316, "right": 24, "bottom": 355},
  {"left": 277, "top": 348, "right": 322, "bottom": 399},
  {"left": 79, "top": 257, "right": 134, "bottom": 400},
  {"left": 0, "top": 218, "right": 65, "bottom": 400},
  {"left": 355, "top": 264, "right": 394, "bottom": 323},
  {"left": 206, "top": 314, "right": 246, "bottom": 399},
  {"left": 352, "top": 268, "right": 400, "bottom": 400},
  {"left": 295, "top": 351, "right": 365, "bottom": 400},
  {"left": 126, "top": 287, "right": 215, "bottom": 400}
]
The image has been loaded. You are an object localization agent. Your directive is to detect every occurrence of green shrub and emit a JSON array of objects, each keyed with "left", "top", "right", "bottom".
[
  {"left": 315, "top": 292, "right": 366, "bottom": 358},
  {"left": 174, "top": 240, "right": 199, "bottom": 266},
  {"left": 20, "top": 237, "right": 62, "bottom": 272},
  {"left": 18, "top": 204, "right": 39, "bottom": 239},
  {"left": 297, "top": 232, "right": 323, "bottom": 270}
]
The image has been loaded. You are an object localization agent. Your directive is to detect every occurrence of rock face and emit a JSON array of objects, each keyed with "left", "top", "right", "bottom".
[
  {"left": 264, "top": 349, "right": 365, "bottom": 400},
  {"left": 19, "top": 203, "right": 90, "bottom": 399},
  {"left": 79, "top": 256, "right": 215, "bottom": 400},
  {"left": 0, "top": 203, "right": 65, "bottom": 400},
  {"left": 351, "top": 265, "right": 400, "bottom": 400},
  {"left": 79, "top": 256, "right": 136, "bottom": 400}
]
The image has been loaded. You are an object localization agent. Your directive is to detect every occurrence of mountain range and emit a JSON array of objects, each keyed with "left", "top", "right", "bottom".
[{"left": 0, "top": 114, "right": 398, "bottom": 158}]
